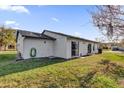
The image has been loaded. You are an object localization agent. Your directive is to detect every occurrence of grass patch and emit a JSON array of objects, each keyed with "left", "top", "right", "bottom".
[
  {"left": 0, "top": 58, "right": 65, "bottom": 76},
  {"left": 102, "top": 52, "right": 124, "bottom": 62},
  {"left": 90, "top": 75, "right": 118, "bottom": 88},
  {"left": 0, "top": 51, "right": 123, "bottom": 87},
  {"left": 0, "top": 51, "right": 16, "bottom": 61},
  {"left": 0, "top": 51, "right": 16, "bottom": 66}
]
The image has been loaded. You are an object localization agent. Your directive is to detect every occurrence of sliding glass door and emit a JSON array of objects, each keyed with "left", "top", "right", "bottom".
[
  {"left": 71, "top": 41, "right": 79, "bottom": 56},
  {"left": 88, "top": 44, "right": 92, "bottom": 53}
]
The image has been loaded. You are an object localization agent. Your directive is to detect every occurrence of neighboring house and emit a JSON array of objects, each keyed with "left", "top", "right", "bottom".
[
  {"left": 0, "top": 43, "right": 16, "bottom": 51},
  {"left": 0, "top": 44, "right": 4, "bottom": 51},
  {"left": 101, "top": 42, "right": 124, "bottom": 50},
  {"left": 101, "top": 43, "right": 114, "bottom": 49},
  {"left": 16, "top": 30, "right": 100, "bottom": 59}
]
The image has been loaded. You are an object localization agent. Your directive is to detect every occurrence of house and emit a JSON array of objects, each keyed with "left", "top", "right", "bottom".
[
  {"left": 16, "top": 30, "right": 100, "bottom": 59},
  {"left": 0, "top": 43, "right": 16, "bottom": 51},
  {"left": 101, "top": 42, "right": 124, "bottom": 51},
  {"left": 101, "top": 43, "right": 115, "bottom": 49}
]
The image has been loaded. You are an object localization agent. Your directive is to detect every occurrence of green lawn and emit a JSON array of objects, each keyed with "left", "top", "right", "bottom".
[
  {"left": 0, "top": 51, "right": 17, "bottom": 66},
  {"left": 0, "top": 51, "right": 124, "bottom": 88}
]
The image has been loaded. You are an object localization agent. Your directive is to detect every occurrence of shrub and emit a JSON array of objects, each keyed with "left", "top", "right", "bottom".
[
  {"left": 90, "top": 75, "right": 118, "bottom": 88},
  {"left": 80, "top": 70, "right": 97, "bottom": 87},
  {"left": 113, "top": 65, "right": 124, "bottom": 77},
  {"left": 100, "top": 59, "right": 110, "bottom": 65}
]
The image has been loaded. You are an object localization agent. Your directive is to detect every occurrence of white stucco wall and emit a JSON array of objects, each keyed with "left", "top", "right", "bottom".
[
  {"left": 66, "top": 39, "right": 88, "bottom": 59},
  {"left": 23, "top": 38, "right": 54, "bottom": 59},
  {"left": 79, "top": 41, "right": 88, "bottom": 56},
  {"left": 16, "top": 33, "right": 24, "bottom": 57},
  {"left": 43, "top": 31, "right": 67, "bottom": 59},
  {"left": 86, "top": 43, "right": 99, "bottom": 54},
  {"left": 66, "top": 38, "right": 99, "bottom": 59},
  {"left": 17, "top": 31, "right": 99, "bottom": 59},
  {"left": 94, "top": 43, "right": 99, "bottom": 53}
]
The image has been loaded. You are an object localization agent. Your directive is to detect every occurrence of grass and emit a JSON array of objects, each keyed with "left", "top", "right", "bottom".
[
  {"left": 0, "top": 51, "right": 124, "bottom": 88},
  {"left": 0, "top": 51, "right": 17, "bottom": 66}
]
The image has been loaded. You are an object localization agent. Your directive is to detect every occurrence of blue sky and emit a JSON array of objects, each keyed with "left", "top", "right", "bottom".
[{"left": 0, "top": 5, "right": 103, "bottom": 41}]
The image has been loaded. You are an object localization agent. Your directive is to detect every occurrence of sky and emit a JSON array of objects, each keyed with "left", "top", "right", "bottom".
[{"left": 0, "top": 5, "right": 103, "bottom": 41}]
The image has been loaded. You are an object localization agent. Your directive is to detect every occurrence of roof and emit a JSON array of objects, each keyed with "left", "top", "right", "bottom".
[
  {"left": 16, "top": 30, "right": 56, "bottom": 41},
  {"left": 43, "top": 30, "right": 99, "bottom": 43}
]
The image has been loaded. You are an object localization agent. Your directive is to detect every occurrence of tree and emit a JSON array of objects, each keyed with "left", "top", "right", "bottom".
[
  {"left": 91, "top": 5, "right": 124, "bottom": 42},
  {"left": 0, "top": 26, "right": 16, "bottom": 51},
  {"left": 0, "top": 26, "right": 5, "bottom": 50}
]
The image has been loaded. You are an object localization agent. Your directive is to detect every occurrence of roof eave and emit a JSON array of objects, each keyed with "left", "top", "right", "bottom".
[
  {"left": 23, "top": 35, "right": 56, "bottom": 40},
  {"left": 67, "top": 37, "right": 99, "bottom": 43},
  {"left": 43, "top": 30, "right": 100, "bottom": 43}
]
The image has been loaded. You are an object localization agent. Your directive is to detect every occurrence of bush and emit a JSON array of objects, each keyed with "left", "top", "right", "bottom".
[
  {"left": 100, "top": 59, "right": 110, "bottom": 65},
  {"left": 103, "top": 46, "right": 109, "bottom": 49},
  {"left": 90, "top": 75, "right": 118, "bottom": 88},
  {"left": 99, "top": 59, "right": 124, "bottom": 78},
  {"left": 113, "top": 66, "right": 124, "bottom": 77},
  {"left": 80, "top": 71, "right": 97, "bottom": 87}
]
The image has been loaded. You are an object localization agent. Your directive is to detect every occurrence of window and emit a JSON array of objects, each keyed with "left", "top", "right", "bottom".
[{"left": 88, "top": 44, "right": 92, "bottom": 53}]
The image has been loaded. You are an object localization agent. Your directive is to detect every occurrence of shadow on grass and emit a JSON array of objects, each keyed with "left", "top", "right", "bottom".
[
  {"left": 0, "top": 54, "right": 16, "bottom": 62},
  {"left": 0, "top": 55, "right": 68, "bottom": 76},
  {"left": 116, "top": 54, "right": 124, "bottom": 58}
]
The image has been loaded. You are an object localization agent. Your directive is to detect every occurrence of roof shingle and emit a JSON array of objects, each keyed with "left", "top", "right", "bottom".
[
  {"left": 17, "top": 30, "right": 56, "bottom": 40},
  {"left": 43, "top": 30, "right": 99, "bottom": 43}
]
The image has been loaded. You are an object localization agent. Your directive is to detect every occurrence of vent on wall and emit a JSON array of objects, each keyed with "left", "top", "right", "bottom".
[{"left": 44, "top": 41, "right": 46, "bottom": 44}]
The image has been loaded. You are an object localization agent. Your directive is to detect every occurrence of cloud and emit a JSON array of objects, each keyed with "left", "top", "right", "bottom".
[
  {"left": 5, "top": 20, "right": 15, "bottom": 25},
  {"left": 4, "top": 20, "right": 21, "bottom": 29},
  {"left": 51, "top": 17, "right": 59, "bottom": 22},
  {"left": 74, "top": 32, "right": 83, "bottom": 37},
  {"left": 5, "top": 20, "right": 19, "bottom": 26},
  {"left": 12, "top": 26, "right": 21, "bottom": 29},
  {"left": 0, "top": 5, "right": 30, "bottom": 14}
]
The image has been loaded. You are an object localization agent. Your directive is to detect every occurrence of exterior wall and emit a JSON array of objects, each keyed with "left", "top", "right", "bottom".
[
  {"left": 23, "top": 38, "right": 54, "bottom": 59},
  {"left": 0, "top": 45, "right": 4, "bottom": 51},
  {"left": 79, "top": 41, "right": 89, "bottom": 56},
  {"left": 43, "top": 31, "right": 67, "bottom": 59},
  {"left": 66, "top": 38, "right": 99, "bottom": 59},
  {"left": 94, "top": 43, "right": 99, "bottom": 53},
  {"left": 0, "top": 44, "right": 16, "bottom": 51},
  {"left": 67, "top": 39, "right": 88, "bottom": 59},
  {"left": 16, "top": 33, "right": 24, "bottom": 57},
  {"left": 17, "top": 31, "right": 99, "bottom": 59}
]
